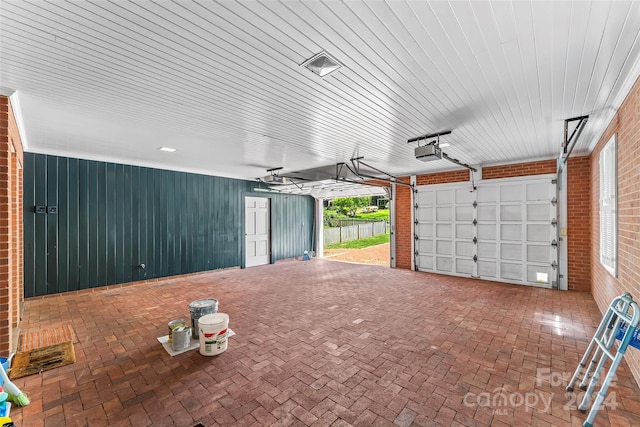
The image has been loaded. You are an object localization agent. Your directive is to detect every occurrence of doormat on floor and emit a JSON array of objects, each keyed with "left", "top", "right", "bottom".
[
  {"left": 9, "top": 341, "right": 76, "bottom": 380},
  {"left": 18, "top": 323, "right": 79, "bottom": 352}
]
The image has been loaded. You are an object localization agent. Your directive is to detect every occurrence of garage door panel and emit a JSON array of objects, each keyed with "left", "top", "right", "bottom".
[
  {"left": 436, "top": 224, "right": 452, "bottom": 238},
  {"left": 456, "top": 258, "right": 474, "bottom": 275},
  {"left": 478, "top": 261, "right": 497, "bottom": 278},
  {"left": 478, "top": 224, "right": 496, "bottom": 240},
  {"left": 478, "top": 242, "right": 496, "bottom": 259},
  {"left": 527, "top": 265, "right": 553, "bottom": 286},
  {"left": 417, "top": 191, "right": 434, "bottom": 204},
  {"left": 417, "top": 255, "right": 433, "bottom": 270},
  {"left": 501, "top": 243, "right": 522, "bottom": 260},
  {"left": 417, "top": 239, "right": 433, "bottom": 254},
  {"left": 436, "top": 240, "right": 452, "bottom": 255},
  {"left": 500, "top": 224, "right": 521, "bottom": 241},
  {"left": 527, "top": 224, "right": 550, "bottom": 241},
  {"left": 457, "top": 241, "right": 474, "bottom": 257},
  {"left": 500, "top": 205, "right": 522, "bottom": 221},
  {"left": 456, "top": 224, "right": 473, "bottom": 239},
  {"left": 436, "top": 190, "right": 453, "bottom": 204},
  {"left": 437, "top": 207, "right": 452, "bottom": 221},
  {"left": 501, "top": 185, "right": 522, "bottom": 202},
  {"left": 477, "top": 205, "right": 496, "bottom": 220},
  {"left": 501, "top": 262, "right": 523, "bottom": 280},
  {"left": 417, "top": 206, "right": 433, "bottom": 221},
  {"left": 456, "top": 206, "right": 473, "bottom": 221},
  {"left": 456, "top": 188, "right": 474, "bottom": 204},
  {"left": 527, "top": 204, "right": 550, "bottom": 221},
  {"left": 527, "top": 244, "right": 551, "bottom": 263},
  {"left": 478, "top": 187, "right": 497, "bottom": 203},
  {"left": 436, "top": 256, "right": 453, "bottom": 272},
  {"left": 527, "top": 182, "right": 553, "bottom": 200},
  {"left": 416, "top": 224, "right": 433, "bottom": 237}
]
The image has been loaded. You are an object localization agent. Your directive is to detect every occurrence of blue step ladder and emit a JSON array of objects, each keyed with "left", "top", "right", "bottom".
[{"left": 566, "top": 292, "right": 640, "bottom": 427}]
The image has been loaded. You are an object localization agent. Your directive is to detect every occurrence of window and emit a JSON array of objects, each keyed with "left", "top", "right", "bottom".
[{"left": 599, "top": 134, "right": 617, "bottom": 276}]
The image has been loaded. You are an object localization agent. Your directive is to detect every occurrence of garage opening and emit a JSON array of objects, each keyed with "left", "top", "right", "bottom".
[
  {"left": 259, "top": 162, "right": 395, "bottom": 266},
  {"left": 323, "top": 196, "right": 390, "bottom": 266}
]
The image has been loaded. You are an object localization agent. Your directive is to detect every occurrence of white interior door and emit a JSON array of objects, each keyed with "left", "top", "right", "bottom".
[
  {"left": 414, "top": 175, "right": 558, "bottom": 288},
  {"left": 245, "top": 196, "right": 270, "bottom": 267}
]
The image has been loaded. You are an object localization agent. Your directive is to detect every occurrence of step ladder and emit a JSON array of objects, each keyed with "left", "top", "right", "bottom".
[{"left": 566, "top": 292, "right": 640, "bottom": 427}]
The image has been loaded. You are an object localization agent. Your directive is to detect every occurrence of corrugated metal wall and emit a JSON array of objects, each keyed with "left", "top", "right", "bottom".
[{"left": 23, "top": 153, "right": 315, "bottom": 297}]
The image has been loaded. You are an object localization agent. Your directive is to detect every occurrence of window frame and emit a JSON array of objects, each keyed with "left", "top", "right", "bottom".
[{"left": 599, "top": 134, "right": 617, "bottom": 277}]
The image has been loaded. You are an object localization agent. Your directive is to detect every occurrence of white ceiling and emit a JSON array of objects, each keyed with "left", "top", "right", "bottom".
[{"left": 2, "top": 0, "right": 640, "bottom": 196}]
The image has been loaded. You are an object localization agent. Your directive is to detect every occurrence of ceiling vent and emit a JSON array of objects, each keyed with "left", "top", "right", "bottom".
[{"left": 301, "top": 51, "right": 342, "bottom": 77}]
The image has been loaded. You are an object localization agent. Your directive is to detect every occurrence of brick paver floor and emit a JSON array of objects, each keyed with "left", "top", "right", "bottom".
[
  {"left": 323, "top": 243, "right": 390, "bottom": 266},
  {"left": 11, "top": 260, "right": 640, "bottom": 426}
]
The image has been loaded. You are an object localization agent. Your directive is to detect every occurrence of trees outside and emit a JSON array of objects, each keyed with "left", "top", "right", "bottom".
[{"left": 332, "top": 197, "right": 371, "bottom": 217}]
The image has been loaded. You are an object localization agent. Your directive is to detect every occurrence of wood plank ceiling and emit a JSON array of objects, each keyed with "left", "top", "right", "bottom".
[{"left": 1, "top": 0, "right": 639, "bottom": 196}]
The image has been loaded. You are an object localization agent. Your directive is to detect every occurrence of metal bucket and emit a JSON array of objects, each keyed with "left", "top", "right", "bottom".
[
  {"left": 167, "top": 318, "right": 186, "bottom": 343},
  {"left": 171, "top": 326, "right": 192, "bottom": 351},
  {"left": 189, "top": 299, "right": 218, "bottom": 339}
]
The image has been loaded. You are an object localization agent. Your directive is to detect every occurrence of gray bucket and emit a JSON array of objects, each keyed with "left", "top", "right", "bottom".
[{"left": 189, "top": 298, "right": 218, "bottom": 338}]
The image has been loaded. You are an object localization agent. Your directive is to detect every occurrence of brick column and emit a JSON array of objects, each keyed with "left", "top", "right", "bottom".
[
  {"left": 0, "top": 96, "right": 24, "bottom": 354},
  {"left": 0, "top": 97, "right": 13, "bottom": 353}
]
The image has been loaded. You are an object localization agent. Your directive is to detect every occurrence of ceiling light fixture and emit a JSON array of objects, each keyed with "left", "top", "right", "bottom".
[
  {"left": 158, "top": 146, "right": 176, "bottom": 152},
  {"left": 301, "top": 51, "right": 342, "bottom": 77}
]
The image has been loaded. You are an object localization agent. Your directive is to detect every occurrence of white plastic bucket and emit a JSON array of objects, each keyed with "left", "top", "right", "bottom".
[{"left": 198, "top": 313, "right": 229, "bottom": 356}]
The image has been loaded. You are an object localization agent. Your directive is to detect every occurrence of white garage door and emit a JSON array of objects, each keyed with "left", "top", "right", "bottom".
[{"left": 414, "top": 175, "right": 558, "bottom": 288}]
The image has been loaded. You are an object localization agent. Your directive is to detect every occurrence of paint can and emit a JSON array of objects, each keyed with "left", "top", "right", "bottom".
[
  {"left": 171, "top": 326, "right": 192, "bottom": 351},
  {"left": 167, "top": 318, "right": 186, "bottom": 343},
  {"left": 198, "top": 313, "right": 229, "bottom": 356},
  {"left": 189, "top": 299, "right": 218, "bottom": 339}
]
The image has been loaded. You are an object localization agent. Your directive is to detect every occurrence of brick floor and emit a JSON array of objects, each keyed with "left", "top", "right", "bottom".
[{"left": 11, "top": 260, "right": 640, "bottom": 426}]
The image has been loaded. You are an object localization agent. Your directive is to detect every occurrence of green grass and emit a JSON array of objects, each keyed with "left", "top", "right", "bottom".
[
  {"left": 354, "top": 209, "right": 389, "bottom": 221},
  {"left": 325, "top": 233, "right": 390, "bottom": 249},
  {"left": 325, "top": 209, "right": 389, "bottom": 221}
]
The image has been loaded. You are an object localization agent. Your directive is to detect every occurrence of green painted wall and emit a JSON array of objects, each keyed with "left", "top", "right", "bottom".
[{"left": 23, "top": 153, "right": 315, "bottom": 297}]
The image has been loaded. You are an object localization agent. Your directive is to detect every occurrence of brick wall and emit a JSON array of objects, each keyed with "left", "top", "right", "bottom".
[
  {"left": 0, "top": 96, "right": 24, "bottom": 355},
  {"left": 482, "top": 159, "right": 557, "bottom": 179},
  {"left": 567, "top": 157, "right": 591, "bottom": 292},
  {"left": 416, "top": 170, "right": 469, "bottom": 185},
  {"left": 394, "top": 178, "right": 413, "bottom": 269},
  {"left": 590, "top": 75, "right": 640, "bottom": 386}
]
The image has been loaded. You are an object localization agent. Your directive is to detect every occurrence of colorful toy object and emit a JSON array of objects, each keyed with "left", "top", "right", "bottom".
[{"left": 0, "top": 362, "right": 28, "bottom": 407}]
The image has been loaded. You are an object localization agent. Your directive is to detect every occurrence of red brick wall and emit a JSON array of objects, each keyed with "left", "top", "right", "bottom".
[
  {"left": 590, "top": 75, "right": 640, "bottom": 386},
  {"left": 416, "top": 170, "right": 469, "bottom": 185},
  {"left": 0, "top": 96, "right": 24, "bottom": 354},
  {"left": 567, "top": 157, "right": 591, "bottom": 292},
  {"left": 394, "top": 179, "right": 413, "bottom": 269},
  {"left": 482, "top": 159, "right": 557, "bottom": 179}
]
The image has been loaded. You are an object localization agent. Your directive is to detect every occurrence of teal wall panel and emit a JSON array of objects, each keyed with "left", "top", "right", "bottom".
[{"left": 23, "top": 153, "right": 315, "bottom": 297}]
